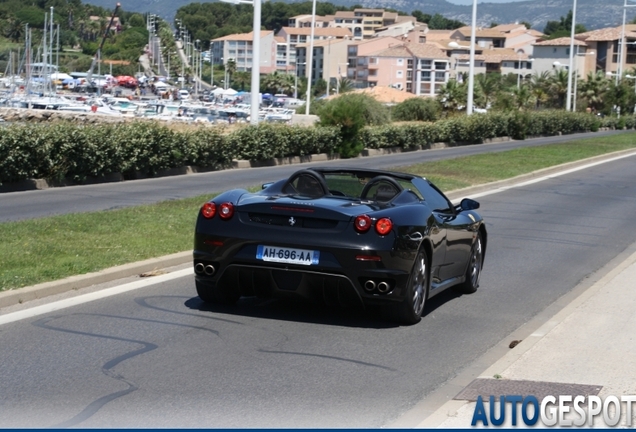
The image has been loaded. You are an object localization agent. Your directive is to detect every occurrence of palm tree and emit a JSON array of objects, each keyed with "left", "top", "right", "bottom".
[
  {"left": 475, "top": 73, "right": 500, "bottom": 109},
  {"left": 232, "top": 71, "right": 250, "bottom": 91},
  {"left": 549, "top": 68, "right": 569, "bottom": 109},
  {"left": 225, "top": 58, "right": 236, "bottom": 88},
  {"left": 512, "top": 84, "right": 535, "bottom": 111},
  {"left": 529, "top": 71, "right": 551, "bottom": 110},
  {"left": 578, "top": 71, "right": 609, "bottom": 113},
  {"left": 436, "top": 78, "right": 466, "bottom": 113},
  {"left": 4, "top": 17, "right": 24, "bottom": 43},
  {"left": 337, "top": 77, "right": 354, "bottom": 94},
  {"left": 261, "top": 71, "right": 294, "bottom": 95}
]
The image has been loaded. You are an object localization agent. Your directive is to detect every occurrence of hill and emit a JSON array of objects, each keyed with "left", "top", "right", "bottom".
[{"left": 86, "top": 0, "right": 633, "bottom": 32}]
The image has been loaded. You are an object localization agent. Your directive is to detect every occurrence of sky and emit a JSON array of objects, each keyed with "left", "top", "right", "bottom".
[{"left": 447, "top": 0, "right": 528, "bottom": 4}]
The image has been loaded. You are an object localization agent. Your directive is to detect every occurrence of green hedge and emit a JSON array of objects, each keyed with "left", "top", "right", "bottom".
[
  {"left": 0, "top": 110, "right": 629, "bottom": 185},
  {"left": 360, "top": 110, "right": 606, "bottom": 149},
  {"left": 0, "top": 122, "right": 341, "bottom": 185}
]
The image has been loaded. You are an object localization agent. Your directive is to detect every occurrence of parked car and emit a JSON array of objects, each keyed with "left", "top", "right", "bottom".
[{"left": 193, "top": 167, "right": 487, "bottom": 324}]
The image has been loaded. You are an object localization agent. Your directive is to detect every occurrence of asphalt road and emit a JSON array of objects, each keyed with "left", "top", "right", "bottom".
[
  {"left": 0, "top": 130, "right": 627, "bottom": 222},
  {"left": 1, "top": 153, "right": 635, "bottom": 427}
]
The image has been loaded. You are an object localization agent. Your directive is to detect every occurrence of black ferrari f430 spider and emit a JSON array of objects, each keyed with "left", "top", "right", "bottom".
[{"left": 193, "top": 167, "right": 486, "bottom": 324}]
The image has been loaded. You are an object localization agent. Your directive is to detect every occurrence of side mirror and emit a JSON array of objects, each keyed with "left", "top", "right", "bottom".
[
  {"left": 262, "top": 182, "right": 274, "bottom": 190},
  {"left": 460, "top": 198, "right": 480, "bottom": 211}
]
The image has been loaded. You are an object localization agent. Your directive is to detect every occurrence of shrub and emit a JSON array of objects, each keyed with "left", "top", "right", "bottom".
[
  {"left": 318, "top": 93, "right": 390, "bottom": 157},
  {"left": 392, "top": 98, "right": 442, "bottom": 122}
]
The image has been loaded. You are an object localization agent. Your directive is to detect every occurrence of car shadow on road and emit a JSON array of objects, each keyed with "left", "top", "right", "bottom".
[
  {"left": 185, "top": 296, "right": 393, "bottom": 329},
  {"left": 184, "top": 287, "right": 464, "bottom": 329}
]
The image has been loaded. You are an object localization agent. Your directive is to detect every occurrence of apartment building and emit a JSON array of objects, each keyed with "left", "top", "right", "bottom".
[
  {"left": 450, "top": 24, "right": 543, "bottom": 56},
  {"left": 295, "top": 38, "right": 350, "bottom": 92},
  {"left": 355, "top": 43, "right": 451, "bottom": 96},
  {"left": 211, "top": 30, "right": 278, "bottom": 74},
  {"left": 345, "top": 37, "right": 403, "bottom": 86},
  {"left": 575, "top": 25, "right": 636, "bottom": 76},
  {"left": 287, "top": 8, "right": 420, "bottom": 41},
  {"left": 533, "top": 37, "right": 593, "bottom": 79},
  {"left": 275, "top": 26, "right": 352, "bottom": 71},
  {"left": 288, "top": 14, "right": 332, "bottom": 28}
]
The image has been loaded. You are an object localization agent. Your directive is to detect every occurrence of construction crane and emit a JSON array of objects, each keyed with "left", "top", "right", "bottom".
[{"left": 86, "top": 2, "right": 121, "bottom": 84}]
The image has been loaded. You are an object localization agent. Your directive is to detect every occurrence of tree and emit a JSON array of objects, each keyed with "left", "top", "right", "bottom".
[
  {"left": 312, "top": 78, "right": 327, "bottom": 97},
  {"left": 436, "top": 78, "right": 466, "bottom": 113},
  {"left": 336, "top": 77, "right": 354, "bottom": 94},
  {"left": 318, "top": 93, "right": 389, "bottom": 157},
  {"left": 543, "top": 10, "right": 587, "bottom": 38},
  {"left": 512, "top": 84, "right": 535, "bottom": 111},
  {"left": 578, "top": 71, "right": 609, "bottom": 113},
  {"left": 548, "top": 68, "right": 569, "bottom": 108},
  {"left": 261, "top": 71, "right": 294, "bottom": 95},
  {"left": 475, "top": 73, "right": 501, "bottom": 109},
  {"left": 529, "top": 71, "right": 552, "bottom": 109},
  {"left": 232, "top": 71, "right": 250, "bottom": 91},
  {"left": 128, "top": 14, "right": 145, "bottom": 28},
  {"left": 225, "top": 58, "right": 236, "bottom": 88},
  {"left": 411, "top": 10, "right": 431, "bottom": 24},
  {"left": 392, "top": 97, "right": 441, "bottom": 122},
  {"left": 427, "top": 13, "right": 465, "bottom": 30},
  {"left": 4, "top": 17, "right": 24, "bottom": 42}
]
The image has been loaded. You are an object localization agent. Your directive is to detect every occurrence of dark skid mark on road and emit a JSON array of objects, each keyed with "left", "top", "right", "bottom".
[
  {"left": 90, "top": 312, "right": 221, "bottom": 336},
  {"left": 134, "top": 295, "right": 245, "bottom": 325},
  {"left": 257, "top": 349, "right": 398, "bottom": 372},
  {"left": 32, "top": 315, "right": 158, "bottom": 428}
]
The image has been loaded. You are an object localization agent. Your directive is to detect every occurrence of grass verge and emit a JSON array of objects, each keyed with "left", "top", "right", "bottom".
[{"left": 2, "top": 133, "right": 636, "bottom": 291}]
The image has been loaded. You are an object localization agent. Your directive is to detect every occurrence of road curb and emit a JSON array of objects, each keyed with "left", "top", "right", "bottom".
[{"left": 0, "top": 251, "right": 191, "bottom": 309}]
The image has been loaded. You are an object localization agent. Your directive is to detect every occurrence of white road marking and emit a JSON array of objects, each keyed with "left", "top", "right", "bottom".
[{"left": 0, "top": 268, "right": 193, "bottom": 326}]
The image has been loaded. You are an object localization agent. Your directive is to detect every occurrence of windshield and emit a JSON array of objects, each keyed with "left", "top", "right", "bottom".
[{"left": 322, "top": 173, "right": 420, "bottom": 199}]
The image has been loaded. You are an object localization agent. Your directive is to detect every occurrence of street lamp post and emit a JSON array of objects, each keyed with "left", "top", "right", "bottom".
[
  {"left": 294, "top": 61, "right": 306, "bottom": 99},
  {"left": 305, "top": 0, "right": 317, "bottom": 115},
  {"left": 195, "top": 39, "right": 201, "bottom": 97},
  {"left": 250, "top": 0, "right": 261, "bottom": 125},
  {"left": 572, "top": 49, "right": 594, "bottom": 111},
  {"left": 466, "top": 0, "right": 477, "bottom": 115},
  {"left": 566, "top": 0, "right": 577, "bottom": 112},
  {"left": 617, "top": 0, "right": 636, "bottom": 84}
]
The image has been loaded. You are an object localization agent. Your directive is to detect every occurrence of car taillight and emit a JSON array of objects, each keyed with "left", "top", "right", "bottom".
[
  {"left": 219, "top": 202, "right": 235, "bottom": 220},
  {"left": 354, "top": 215, "right": 372, "bottom": 233},
  {"left": 201, "top": 202, "right": 216, "bottom": 219},
  {"left": 375, "top": 218, "right": 393, "bottom": 235}
]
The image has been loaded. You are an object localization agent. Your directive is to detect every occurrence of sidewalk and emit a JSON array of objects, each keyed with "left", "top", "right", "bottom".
[{"left": 418, "top": 245, "right": 636, "bottom": 428}]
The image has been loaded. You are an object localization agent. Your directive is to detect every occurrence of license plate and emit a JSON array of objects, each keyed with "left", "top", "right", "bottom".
[{"left": 256, "top": 245, "right": 320, "bottom": 265}]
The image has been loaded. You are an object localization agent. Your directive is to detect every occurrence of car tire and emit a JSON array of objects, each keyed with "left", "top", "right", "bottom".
[
  {"left": 196, "top": 280, "right": 240, "bottom": 305},
  {"left": 455, "top": 232, "right": 483, "bottom": 294},
  {"left": 391, "top": 248, "right": 429, "bottom": 325}
]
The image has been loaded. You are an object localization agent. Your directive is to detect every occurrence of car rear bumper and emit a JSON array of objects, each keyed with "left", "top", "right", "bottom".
[{"left": 193, "top": 247, "right": 414, "bottom": 307}]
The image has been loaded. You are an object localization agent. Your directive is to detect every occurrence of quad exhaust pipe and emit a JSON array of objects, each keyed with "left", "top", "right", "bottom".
[
  {"left": 195, "top": 263, "right": 216, "bottom": 276},
  {"left": 364, "top": 280, "right": 376, "bottom": 292}
]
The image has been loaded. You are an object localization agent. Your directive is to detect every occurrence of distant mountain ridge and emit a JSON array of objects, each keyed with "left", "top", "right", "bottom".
[{"left": 88, "top": 0, "right": 630, "bottom": 32}]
